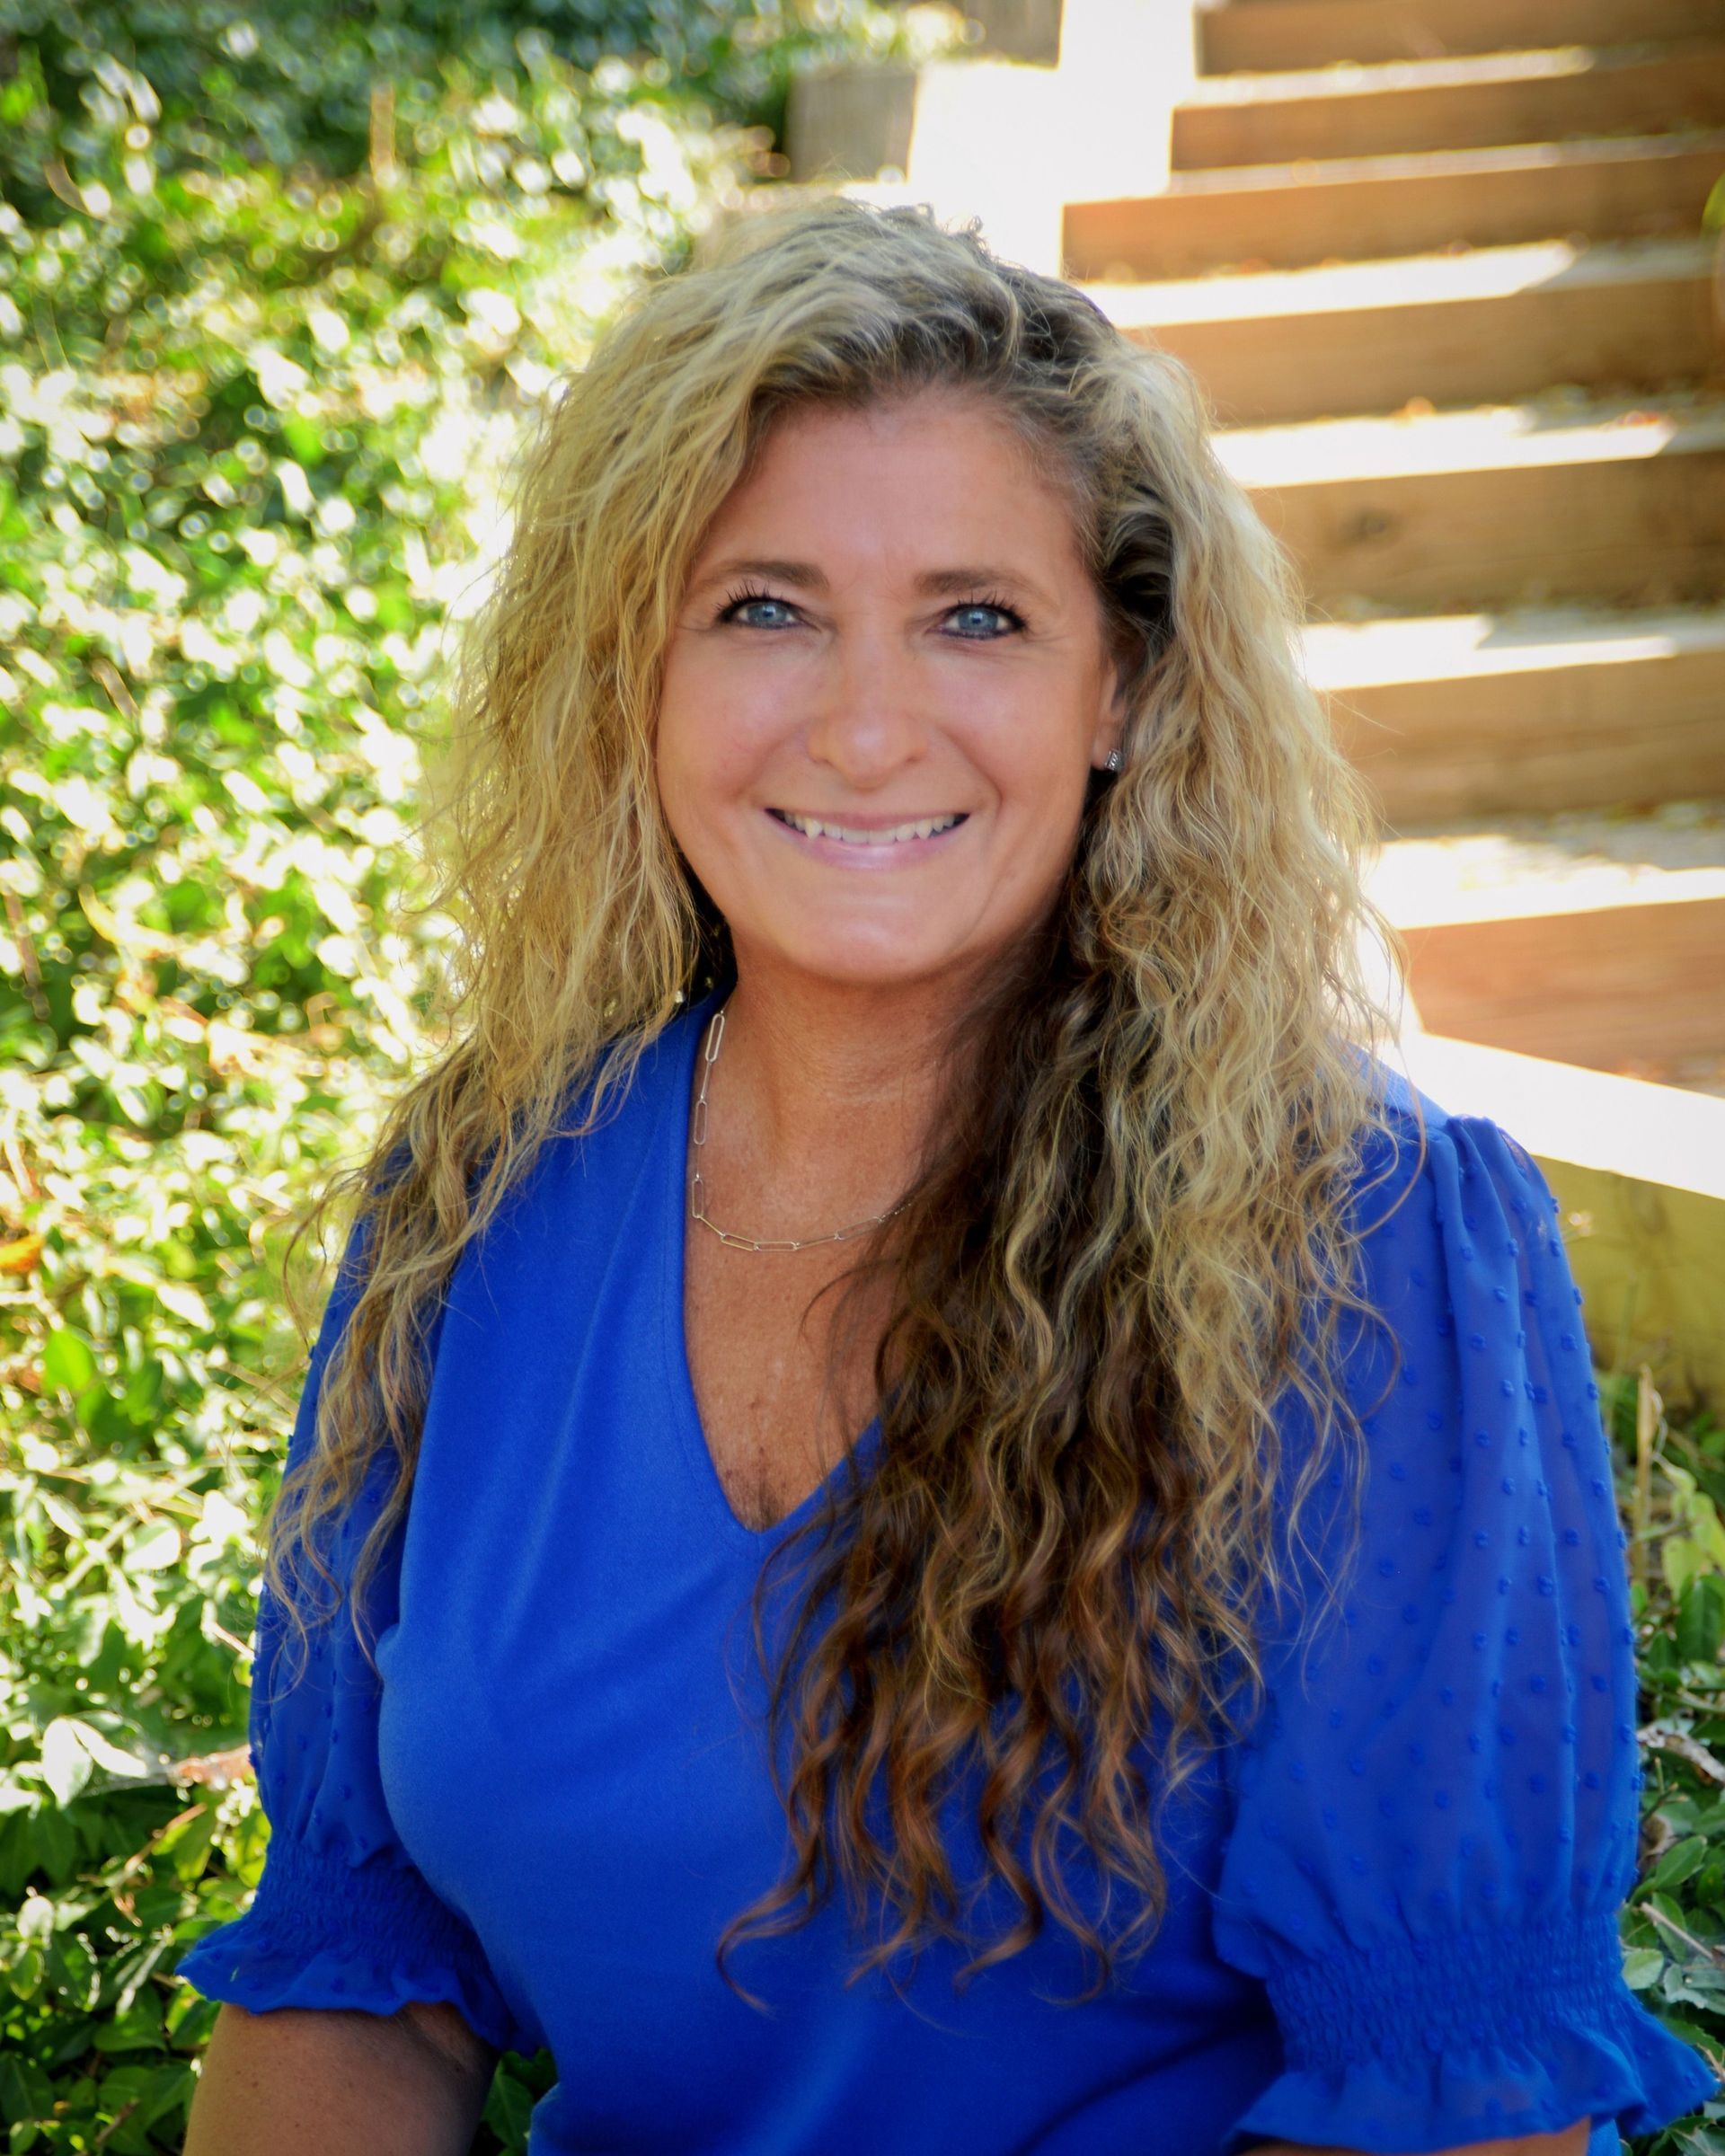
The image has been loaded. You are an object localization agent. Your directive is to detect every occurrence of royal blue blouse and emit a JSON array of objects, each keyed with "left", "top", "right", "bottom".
[{"left": 177, "top": 988, "right": 1720, "bottom": 2153}]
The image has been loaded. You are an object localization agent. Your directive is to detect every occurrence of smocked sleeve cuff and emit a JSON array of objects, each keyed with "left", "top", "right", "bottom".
[
  {"left": 173, "top": 1828, "right": 535, "bottom": 2057},
  {"left": 1221, "top": 1911, "right": 1722, "bottom": 2154}
]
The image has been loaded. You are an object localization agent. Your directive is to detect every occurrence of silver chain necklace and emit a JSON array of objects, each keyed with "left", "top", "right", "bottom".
[{"left": 687, "top": 994, "right": 910, "bottom": 1254}]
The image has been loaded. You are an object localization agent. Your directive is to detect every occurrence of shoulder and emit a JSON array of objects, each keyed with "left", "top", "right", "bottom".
[
  {"left": 446, "top": 995, "right": 712, "bottom": 1276},
  {"left": 1339, "top": 1045, "right": 1552, "bottom": 1254},
  {"left": 1313, "top": 1051, "right": 1575, "bottom": 1456},
  {"left": 532, "top": 994, "right": 710, "bottom": 1184},
  {"left": 1344, "top": 1039, "right": 1448, "bottom": 1137}
]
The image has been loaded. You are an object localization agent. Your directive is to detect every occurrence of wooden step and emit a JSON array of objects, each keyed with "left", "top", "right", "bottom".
[
  {"left": 1201, "top": 0, "right": 1725, "bottom": 76},
  {"left": 1175, "top": 43, "right": 1725, "bottom": 168},
  {"left": 1368, "top": 808, "right": 1725, "bottom": 1074},
  {"left": 1305, "top": 603, "right": 1725, "bottom": 819},
  {"left": 1063, "top": 130, "right": 1725, "bottom": 278},
  {"left": 1090, "top": 238, "right": 1721, "bottom": 426},
  {"left": 1404, "top": 896, "right": 1725, "bottom": 1074},
  {"left": 1217, "top": 391, "right": 1725, "bottom": 612}
]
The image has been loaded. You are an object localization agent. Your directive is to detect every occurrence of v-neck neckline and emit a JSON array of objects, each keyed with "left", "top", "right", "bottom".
[{"left": 658, "top": 988, "right": 883, "bottom": 1549}]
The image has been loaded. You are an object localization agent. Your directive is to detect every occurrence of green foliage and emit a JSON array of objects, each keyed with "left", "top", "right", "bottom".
[
  {"left": 0, "top": 0, "right": 927, "bottom": 2145},
  {"left": 0, "top": 1, "right": 1718, "bottom": 2150},
  {"left": 1601, "top": 1371, "right": 1725, "bottom": 2152}
]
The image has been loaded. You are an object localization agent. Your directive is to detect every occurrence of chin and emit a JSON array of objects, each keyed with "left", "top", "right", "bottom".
[{"left": 771, "top": 932, "right": 977, "bottom": 992}]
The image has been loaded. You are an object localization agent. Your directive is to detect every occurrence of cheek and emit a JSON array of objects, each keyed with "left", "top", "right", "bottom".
[
  {"left": 655, "top": 700, "right": 730, "bottom": 851},
  {"left": 972, "top": 704, "right": 1093, "bottom": 831},
  {"left": 657, "top": 669, "right": 790, "bottom": 817},
  {"left": 965, "top": 714, "right": 1093, "bottom": 908}
]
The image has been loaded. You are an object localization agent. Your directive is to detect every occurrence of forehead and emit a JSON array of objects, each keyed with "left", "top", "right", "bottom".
[{"left": 697, "top": 390, "right": 1089, "bottom": 574}]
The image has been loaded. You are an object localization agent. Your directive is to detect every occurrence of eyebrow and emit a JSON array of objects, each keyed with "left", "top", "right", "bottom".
[{"left": 691, "top": 556, "right": 1051, "bottom": 605}]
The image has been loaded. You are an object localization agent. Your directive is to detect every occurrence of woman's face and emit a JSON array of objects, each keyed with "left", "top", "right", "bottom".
[{"left": 655, "top": 390, "right": 1125, "bottom": 997}]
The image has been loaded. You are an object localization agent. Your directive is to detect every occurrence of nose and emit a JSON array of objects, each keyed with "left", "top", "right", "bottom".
[{"left": 802, "top": 626, "right": 931, "bottom": 789}]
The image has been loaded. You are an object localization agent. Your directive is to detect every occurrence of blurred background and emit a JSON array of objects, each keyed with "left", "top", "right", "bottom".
[{"left": 0, "top": 2, "right": 1721, "bottom": 2147}]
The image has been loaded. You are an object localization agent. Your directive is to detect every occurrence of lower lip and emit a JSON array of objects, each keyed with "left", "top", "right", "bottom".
[{"left": 764, "top": 811, "right": 969, "bottom": 870}]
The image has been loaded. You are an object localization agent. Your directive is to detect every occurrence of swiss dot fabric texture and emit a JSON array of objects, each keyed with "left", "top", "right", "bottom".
[{"left": 175, "top": 994, "right": 1720, "bottom": 2154}]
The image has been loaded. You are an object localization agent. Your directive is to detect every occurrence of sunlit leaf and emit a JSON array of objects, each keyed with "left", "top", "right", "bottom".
[
  {"left": 121, "top": 1521, "right": 182, "bottom": 1574},
  {"left": 39, "top": 1721, "right": 94, "bottom": 1807},
  {"left": 1624, "top": 1947, "right": 1666, "bottom": 1990},
  {"left": 41, "top": 1330, "right": 97, "bottom": 1395},
  {"left": 154, "top": 1279, "right": 212, "bottom": 1329}
]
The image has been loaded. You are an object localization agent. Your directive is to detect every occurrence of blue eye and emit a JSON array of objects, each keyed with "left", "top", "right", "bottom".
[
  {"left": 948, "top": 602, "right": 1020, "bottom": 638},
  {"left": 737, "top": 590, "right": 798, "bottom": 625},
  {"left": 716, "top": 587, "right": 1025, "bottom": 636},
  {"left": 721, "top": 590, "right": 799, "bottom": 628}
]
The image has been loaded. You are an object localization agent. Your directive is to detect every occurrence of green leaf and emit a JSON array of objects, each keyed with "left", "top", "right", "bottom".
[
  {"left": 0, "top": 2055, "right": 50, "bottom": 2126},
  {"left": 1692, "top": 1493, "right": 1725, "bottom": 1570},
  {"left": 142, "top": 2058, "right": 195, "bottom": 2126},
  {"left": 27, "top": 1805, "right": 78, "bottom": 1885},
  {"left": 6, "top": 1945, "right": 44, "bottom": 2004},
  {"left": 38, "top": 1721, "right": 93, "bottom": 1807},
  {"left": 1623, "top": 1946, "right": 1666, "bottom": 1990},
  {"left": 108, "top": 1934, "right": 172, "bottom": 2020},
  {"left": 45, "top": 1931, "right": 98, "bottom": 2012},
  {"left": 1677, "top": 1574, "right": 1725, "bottom": 1666},
  {"left": 1663, "top": 1533, "right": 1706, "bottom": 1602},
  {"left": 122, "top": 1522, "right": 182, "bottom": 1574},
  {"left": 94, "top": 2058, "right": 158, "bottom": 2116},
  {"left": 90, "top": 1986, "right": 164, "bottom": 2054},
  {"left": 1649, "top": 1835, "right": 1711, "bottom": 1893},
  {"left": 56, "top": 1719, "right": 151, "bottom": 1785},
  {"left": 280, "top": 416, "right": 325, "bottom": 467},
  {"left": 166, "top": 1806, "right": 217, "bottom": 1886},
  {"left": 482, "top": 2067, "right": 537, "bottom": 2149},
  {"left": 41, "top": 1329, "right": 97, "bottom": 1395},
  {"left": 154, "top": 1279, "right": 212, "bottom": 1329},
  {"left": 15, "top": 1892, "right": 55, "bottom": 1944}
]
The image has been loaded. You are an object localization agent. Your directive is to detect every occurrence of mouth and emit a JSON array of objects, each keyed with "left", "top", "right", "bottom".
[{"left": 766, "top": 808, "right": 969, "bottom": 845}]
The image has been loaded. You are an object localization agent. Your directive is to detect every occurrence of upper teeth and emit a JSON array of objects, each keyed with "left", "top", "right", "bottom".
[{"left": 778, "top": 810, "right": 962, "bottom": 844}]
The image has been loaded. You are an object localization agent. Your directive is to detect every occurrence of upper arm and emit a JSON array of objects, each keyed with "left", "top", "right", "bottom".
[
  {"left": 398, "top": 1995, "right": 500, "bottom": 2092},
  {"left": 1207, "top": 1109, "right": 1720, "bottom": 2154},
  {"left": 185, "top": 1998, "right": 495, "bottom": 2156},
  {"left": 1247, "top": 2117, "right": 1589, "bottom": 2153},
  {"left": 173, "top": 1214, "right": 537, "bottom": 2066}
]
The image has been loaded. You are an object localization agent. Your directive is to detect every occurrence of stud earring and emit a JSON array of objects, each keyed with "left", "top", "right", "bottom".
[{"left": 1104, "top": 748, "right": 1122, "bottom": 772}]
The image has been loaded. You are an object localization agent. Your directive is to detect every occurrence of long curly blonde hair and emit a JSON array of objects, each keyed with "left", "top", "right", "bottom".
[{"left": 264, "top": 195, "right": 1420, "bottom": 2011}]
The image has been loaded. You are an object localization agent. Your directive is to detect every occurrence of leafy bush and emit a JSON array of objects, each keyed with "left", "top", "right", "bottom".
[
  {"left": 0, "top": 2, "right": 1719, "bottom": 2150},
  {"left": 0, "top": 0, "right": 930, "bottom": 2144},
  {"left": 1606, "top": 1369, "right": 1725, "bottom": 2152}
]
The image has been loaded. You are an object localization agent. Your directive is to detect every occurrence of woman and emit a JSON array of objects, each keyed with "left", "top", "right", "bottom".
[{"left": 178, "top": 199, "right": 1718, "bottom": 2154}]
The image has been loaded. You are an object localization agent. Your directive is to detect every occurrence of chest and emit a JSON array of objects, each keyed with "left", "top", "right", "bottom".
[
  {"left": 377, "top": 1083, "right": 1263, "bottom": 2147},
  {"left": 682, "top": 1229, "right": 883, "bottom": 1533}
]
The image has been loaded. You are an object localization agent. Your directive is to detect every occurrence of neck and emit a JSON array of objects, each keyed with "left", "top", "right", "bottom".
[{"left": 700, "top": 961, "right": 981, "bottom": 1226}]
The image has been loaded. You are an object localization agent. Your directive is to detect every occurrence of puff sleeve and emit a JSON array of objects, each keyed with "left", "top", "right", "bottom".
[
  {"left": 173, "top": 1216, "right": 534, "bottom": 2054},
  {"left": 1210, "top": 1106, "right": 1721, "bottom": 2153}
]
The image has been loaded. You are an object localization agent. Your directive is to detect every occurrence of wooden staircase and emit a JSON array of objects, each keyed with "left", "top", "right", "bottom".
[{"left": 1066, "top": 0, "right": 1725, "bottom": 1092}]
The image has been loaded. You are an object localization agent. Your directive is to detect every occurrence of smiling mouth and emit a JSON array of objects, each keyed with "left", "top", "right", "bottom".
[{"left": 767, "top": 808, "right": 969, "bottom": 845}]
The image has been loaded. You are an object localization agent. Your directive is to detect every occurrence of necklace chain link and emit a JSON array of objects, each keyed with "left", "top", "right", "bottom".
[{"left": 687, "top": 995, "right": 909, "bottom": 1254}]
